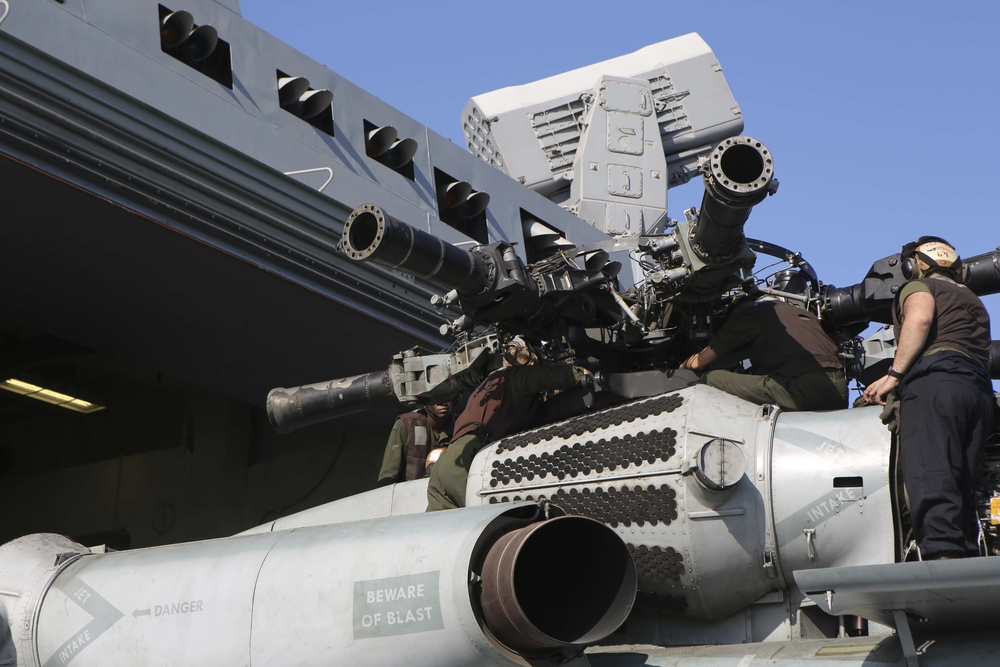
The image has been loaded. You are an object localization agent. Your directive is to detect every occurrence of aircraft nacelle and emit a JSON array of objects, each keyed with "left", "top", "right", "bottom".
[
  {"left": 465, "top": 384, "right": 897, "bottom": 627},
  {"left": 0, "top": 506, "right": 635, "bottom": 667},
  {"left": 259, "top": 382, "right": 1000, "bottom": 650}
]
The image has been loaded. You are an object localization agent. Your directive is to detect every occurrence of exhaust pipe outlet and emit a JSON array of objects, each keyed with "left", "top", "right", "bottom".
[{"left": 478, "top": 515, "right": 636, "bottom": 655}]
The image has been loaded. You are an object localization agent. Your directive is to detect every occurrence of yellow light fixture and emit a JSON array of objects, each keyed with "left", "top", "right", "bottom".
[{"left": 0, "top": 378, "right": 105, "bottom": 414}]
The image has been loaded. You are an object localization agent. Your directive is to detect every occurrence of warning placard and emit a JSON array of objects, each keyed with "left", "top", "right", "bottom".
[{"left": 353, "top": 571, "right": 443, "bottom": 639}]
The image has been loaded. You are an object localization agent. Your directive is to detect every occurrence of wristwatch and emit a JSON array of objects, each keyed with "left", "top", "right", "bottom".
[{"left": 887, "top": 367, "right": 905, "bottom": 380}]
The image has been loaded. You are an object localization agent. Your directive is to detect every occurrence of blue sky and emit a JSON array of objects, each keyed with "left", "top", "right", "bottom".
[{"left": 240, "top": 0, "right": 999, "bottom": 354}]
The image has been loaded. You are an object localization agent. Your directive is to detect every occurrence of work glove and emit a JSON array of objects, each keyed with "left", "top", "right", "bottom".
[{"left": 879, "top": 392, "right": 900, "bottom": 434}]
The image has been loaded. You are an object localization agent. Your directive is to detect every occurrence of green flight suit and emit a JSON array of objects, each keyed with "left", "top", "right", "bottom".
[{"left": 702, "top": 297, "right": 847, "bottom": 411}]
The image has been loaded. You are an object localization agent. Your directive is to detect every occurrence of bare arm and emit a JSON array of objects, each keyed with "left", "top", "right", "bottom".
[
  {"left": 862, "top": 291, "right": 934, "bottom": 405},
  {"left": 680, "top": 306, "right": 758, "bottom": 372},
  {"left": 680, "top": 345, "right": 719, "bottom": 371}
]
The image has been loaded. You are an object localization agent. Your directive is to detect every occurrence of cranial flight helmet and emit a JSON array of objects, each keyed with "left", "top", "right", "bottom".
[{"left": 901, "top": 236, "right": 966, "bottom": 281}]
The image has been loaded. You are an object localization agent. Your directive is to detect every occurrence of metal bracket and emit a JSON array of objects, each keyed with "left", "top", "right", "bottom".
[
  {"left": 762, "top": 547, "right": 777, "bottom": 579},
  {"left": 803, "top": 528, "right": 817, "bottom": 561},
  {"left": 891, "top": 609, "right": 921, "bottom": 667},
  {"left": 53, "top": 552, "right": 80, "bottom": 567},
  {"left": 283, "top": 167, "right": 334, "bottom": 192}
]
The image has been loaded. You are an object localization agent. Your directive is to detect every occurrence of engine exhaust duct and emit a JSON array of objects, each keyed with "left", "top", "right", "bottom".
[{"left": 0, "top": 504, "right": 635, "bottom": 667}]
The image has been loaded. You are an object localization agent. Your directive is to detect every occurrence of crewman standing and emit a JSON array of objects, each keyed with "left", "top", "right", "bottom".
[
  {"left": 864, "top": 236, "right": 993, "bottom": 560},
  {"left": 376, "top": 403, "right": 452, "bottom": 486}
]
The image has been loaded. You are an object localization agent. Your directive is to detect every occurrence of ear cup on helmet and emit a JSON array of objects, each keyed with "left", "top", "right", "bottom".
[
  {"left": 901, "top": 255, "right": 923, "bottom": 279},
  {"left": 902, "top": 236, "right": 963, "bottom": 281}
]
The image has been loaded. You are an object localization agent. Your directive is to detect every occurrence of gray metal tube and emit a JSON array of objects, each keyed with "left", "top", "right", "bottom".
[
  {"left": 340, "top": 204, "right": 492, "bottom": 295},
  {"left": 964, "top": 248, "right": 1000, "bottom": 295},
  {"left": 480, "top": 515, "right": 636, "bottom": 654},
  {"left": 266, "top": 369, "right": 395, "bottom": 433},
  {"left": 0, "top": 505, "right": 635, "bottom": 667},
  {"left": 824, "top": 249, "right": 1000, "bottom": 330},
  {"left": 692, "top": 136, "right": 775, "bottom": 261}
]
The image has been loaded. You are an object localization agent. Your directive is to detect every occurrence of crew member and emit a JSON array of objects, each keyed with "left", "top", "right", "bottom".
[
  {"left": 863, "top": 236, "right": 993, "bottom": 560},
  {"left": 426, "top": 344, "right": 590, "bottom": 511},
  {"left": 376, "top": 402, "right": 452, "bottom": 486},
  {"left": 679, "top": 276, "right": 847, "bottom": 411}
]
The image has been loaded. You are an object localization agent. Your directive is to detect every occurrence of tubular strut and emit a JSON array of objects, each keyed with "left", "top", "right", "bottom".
[{"left": 890, "top": 609, "right": 920, "bottom": 667}]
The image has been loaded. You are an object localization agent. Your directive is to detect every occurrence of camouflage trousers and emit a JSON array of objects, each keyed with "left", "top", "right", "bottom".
[{"left": 702, "top": 367, "right": 847, "bottom": 411}]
